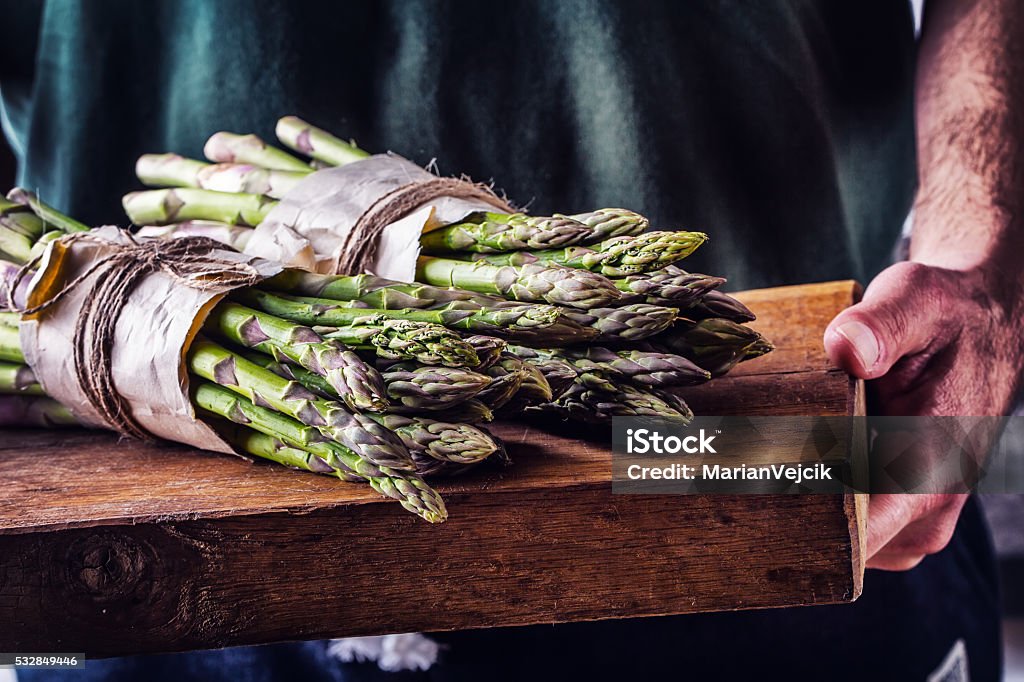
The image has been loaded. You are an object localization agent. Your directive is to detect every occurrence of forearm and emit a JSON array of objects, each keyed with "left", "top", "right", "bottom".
[{"left": 912, "top": 0, "right": 1024, "bottom": 284}]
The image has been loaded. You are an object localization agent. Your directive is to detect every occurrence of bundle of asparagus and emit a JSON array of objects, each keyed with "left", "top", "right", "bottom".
[
  {"left": 1, "top": 117, "right": 773, "bottom": 522},
  {"left": 122, "top": 116, "right": 772, "bottom": 423},
  {"left": 0, "top": 193, "right": 529, "bottom": 524}
]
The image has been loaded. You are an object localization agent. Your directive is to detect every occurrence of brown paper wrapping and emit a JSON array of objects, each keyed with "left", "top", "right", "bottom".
[
  {"left": 244, "top": 154, "right": 505, "bottom": 279},
  {"left": 19, "top": 226, "right": 283, "bottom": 452}
]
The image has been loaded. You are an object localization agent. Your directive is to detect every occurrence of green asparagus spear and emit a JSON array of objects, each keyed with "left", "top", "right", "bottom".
[
  {"left": 28, "top": 230, "right": 62, "bottom": 261},
  {"left": 7, "top": 188, "right": 90, "bottom": 233},
  {"left": 0, "top": 223, "right": 33, "bottom": 264},
  {"left": 419, "top": 212, "right": 591, "bottom": 253},
  {"left": 744, "top": 337, "right": 775, "bottom": 360},
  {"left": 135, "top": 153, "right": 209, "bottom": 188},
  {"left": 613, "top": 270, "right": 725, "bottom": 307},
  {"left": 238, "top": 348, "right": 337, "bottom": 400},
  {"left": 318, "top": 316, "right": 479, "bottom": 367},
  {"left": 416, "top": 257, "right": 622, "bottom": 309},
  {"left": 650, "top": 318, "right": 771, "bottom": 377},
  {"left": 0, "top": 395, "right": 78, "bottom": 427},
  {"left": 511, "top": 346, "right": 710, "bottom": 390},
  {"left": 566, "top": 208, "right": 649, "bottom": 240},
  {"left": 122, "top": 188, "right": 277, "bottom": 226},
  {"left": 0, "top": 362, "right": 42, "bottom": 395},
  {"left": 195, "top": 163, "right": 309, "bottom": 199},
  {"left": 465, "top": 230, "right": 708, "bottom": 276},
  {"left": 464, "top": 335, "right": 506, "bottom": 370},
  {"left": 561, "top": 304, "right": 678, "bottom": 341},
  {"left": 649, "top": 388, "right": 696, "bottom": 421},
  {"left": 508, "top": 348, "right": 578, "bottom": 401},
  {"left": 528, "top": 380, "right": 692, "bottom": 423},
  {"left": 276, "top": 116, "right": 371, "bottom": 167},
  {"left": 475, "top": 354, "right": 526, "bottom": 410},
  {"left": 212, "top": 417, "right": 340, "bottom": 475},
  {"left": 0, "top": 198, "right": 45, "bottom": 241},
  {"left": 370, "top": 413, "right": 498, "bottom": 465},
  {"left": 204, "top": 132, "right": 313, "bottom": 172},
  {"left": 0, "top": 322, "right": 23, "bottom": 363},
  {"left": 264, "top": 270, "right": 507, "bottom": 309},
  {"left": 414, "top": 398, "right": 494, "bottom": 424},
  {"left": 494, "top": 361, "right": 553, "bottom": 414},
  {"left": 684, "top": 289, "right": 757, "bottom": 323},
  {"left": 409, "top": 452, "right": 476, "bottom": 477},
  {"left": 381, "top": 364, "right": 491, "bottom": 410}
]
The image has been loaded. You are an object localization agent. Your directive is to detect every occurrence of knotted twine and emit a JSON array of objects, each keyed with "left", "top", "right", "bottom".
[
  {"left": 8, "top": 230, "right": 264, "bottom": 440},
  {"left": 333, "top": 175, "right": 513, "bottom": 275}
]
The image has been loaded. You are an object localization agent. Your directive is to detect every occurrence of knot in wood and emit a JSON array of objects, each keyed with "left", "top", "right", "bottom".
[{"left": 66, "top": 532, "right": 155, "bottom": 602}]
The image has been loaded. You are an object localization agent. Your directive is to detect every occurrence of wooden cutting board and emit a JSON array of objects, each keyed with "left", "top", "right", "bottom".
[{"left": 0, "top": 280, "right": 866, "bottom": 656}]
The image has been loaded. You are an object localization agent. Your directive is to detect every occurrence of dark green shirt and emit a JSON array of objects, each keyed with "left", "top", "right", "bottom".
[{"left": 0, "top": 0, "right": 916, "bottom": 289}]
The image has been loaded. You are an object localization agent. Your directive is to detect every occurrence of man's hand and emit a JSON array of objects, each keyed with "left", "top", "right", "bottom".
[
  {"left": 822, "top": 0, "right": 1024, "bottom": 571},
  {"left": 824, "top": 262, "right": 1022, "bottom": 570}
]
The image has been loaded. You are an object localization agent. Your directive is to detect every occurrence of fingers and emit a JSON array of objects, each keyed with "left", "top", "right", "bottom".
[
  {"left": 867, "top": 549, "right": 927, "bottom": 571},
  {"left": 865, "top": 494, "right": 966, "bottom": 571},
  {"left": 824, "top": 262, "right": 951, "bottom": 379},
  {"left": 865, "top": 493, "right": 917, "bottom": 558}
]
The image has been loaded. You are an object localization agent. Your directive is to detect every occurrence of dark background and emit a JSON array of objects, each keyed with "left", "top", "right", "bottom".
[{"left": 0, "top": 138, "right": 13, "bottom": 189}]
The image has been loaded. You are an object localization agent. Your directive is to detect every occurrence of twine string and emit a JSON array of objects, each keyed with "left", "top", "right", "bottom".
[
  {"left": 9, "top": 230, "right": 264, "bottom": 439},
  {"left": 335, "top": 176, "right": 513, "bottom": 275}
]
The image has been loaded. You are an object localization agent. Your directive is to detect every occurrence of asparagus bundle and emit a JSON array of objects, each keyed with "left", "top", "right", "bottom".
[
  {"left": 119, "top": 116, "right": 773, "bottom": 426},
  {"left": 0, "top": 116, "right": 782, "bottom": 531},
  {"left": 0, "top": 197, "right": 527, "bottom": 524},
  {"left": 5, "top": 206, "right": 773, "bottom": 524},
  {"left": 3, "top": 133, "right": 775, "bottom": 525}
]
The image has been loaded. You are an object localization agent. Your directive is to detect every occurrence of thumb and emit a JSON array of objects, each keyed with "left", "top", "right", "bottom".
[{"left": 824, "top": 263, "right": 945, "bottom": 380}]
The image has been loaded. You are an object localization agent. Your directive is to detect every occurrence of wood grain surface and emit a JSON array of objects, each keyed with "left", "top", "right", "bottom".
[{"left": 0, "top": 279, "right": 865, "bottom": 656}]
